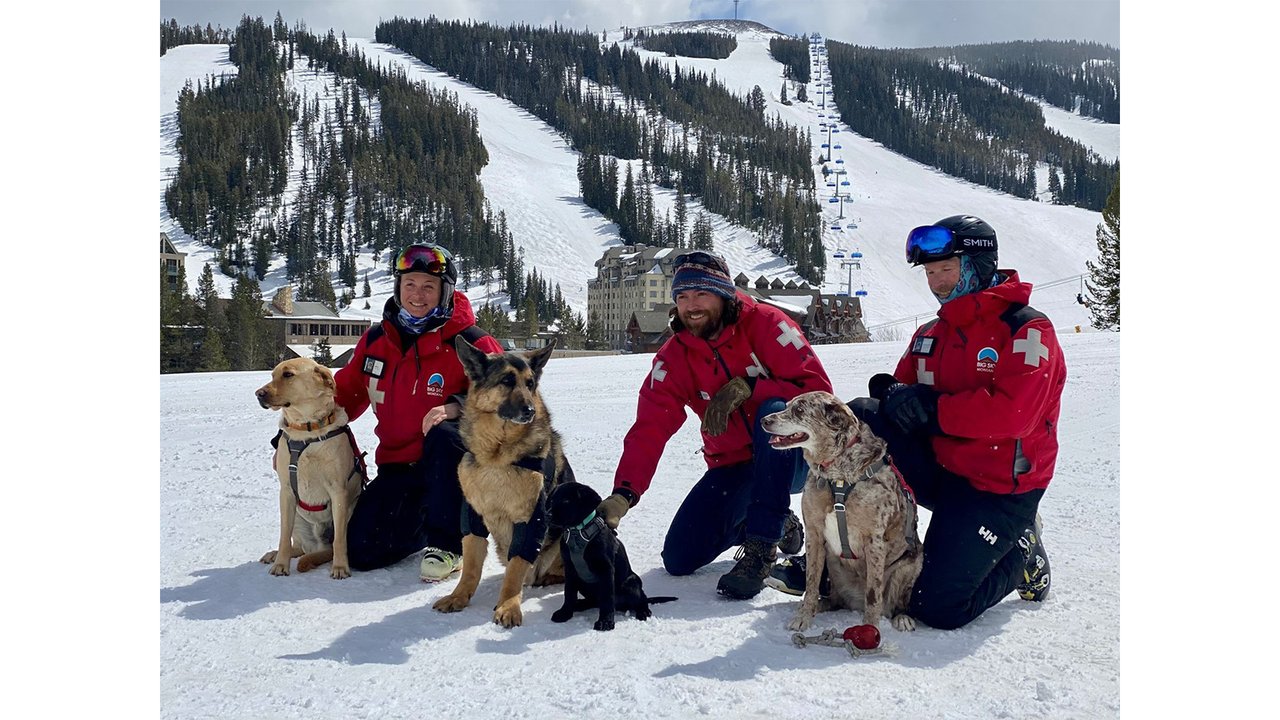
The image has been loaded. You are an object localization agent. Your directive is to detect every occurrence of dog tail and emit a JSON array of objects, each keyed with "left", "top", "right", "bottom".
[{"left": 646, "top": 596, "right": 678, "bottom": 604}]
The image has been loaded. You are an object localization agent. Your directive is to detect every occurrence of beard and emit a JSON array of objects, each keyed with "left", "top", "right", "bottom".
[{"left": 679, "top": 305, "right": 725, "bottom": 339}]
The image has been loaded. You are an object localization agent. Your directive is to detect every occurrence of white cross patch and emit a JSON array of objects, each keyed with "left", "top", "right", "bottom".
[
  {"left": 650, "top": 360, "right": 668, "bottom": 389},
  {"left": 367, "top": 377, "right": 385, "bottom": 413},
  {"left": 745, "top": 352, "right": 770, "bottom": 379},
  {"left": 916, "top": 358, "right": 935, "bottom": 386},
  {"left": 1013, "top": 328, "right": 1049, "bottom": 368},
  {"left": 775, "top": 321, "right": 804, "bottom": 350}
]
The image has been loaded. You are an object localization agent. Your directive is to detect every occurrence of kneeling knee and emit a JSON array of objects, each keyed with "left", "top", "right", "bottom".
[
  {"left": 909, "top": 592, "right": 974, "bottom": 631},
  {"left": 661, "top": 547, "right": 700, "bottom": 576}
]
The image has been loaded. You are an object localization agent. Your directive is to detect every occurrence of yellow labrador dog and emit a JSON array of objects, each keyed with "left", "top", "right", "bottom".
[
  {"left": 761, "top": 391, "right": 922, "bottom": 633},
  {"left": 256, "top": 357, "right": 366, "bottom": 579}
]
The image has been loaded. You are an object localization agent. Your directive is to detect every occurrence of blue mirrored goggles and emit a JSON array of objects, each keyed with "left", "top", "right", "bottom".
[
  {"left": 673, "top": 250, "right": 721, "bottom": 267},
  {"left": 905, "top": 225, "right": 959, "bottom": 265}
]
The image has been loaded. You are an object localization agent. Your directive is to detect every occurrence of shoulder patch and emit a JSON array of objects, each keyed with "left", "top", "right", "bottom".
[
  {"left": 362, "top": 355, "right": 387, "bottom": 378},
  {"left": 999, "top": 303, "right": 1048, "bottom": 335},
  {"left": 911, "top": 335, "right": 937, "bottom": 356}
]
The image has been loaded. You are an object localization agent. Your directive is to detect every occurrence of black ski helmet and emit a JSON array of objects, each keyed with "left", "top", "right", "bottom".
[
  {"left": 932, "top": 214, "right": 998, "bottom": 288},
  {"left": 392, "top": 243, "right": 458, "bottom": 311}
]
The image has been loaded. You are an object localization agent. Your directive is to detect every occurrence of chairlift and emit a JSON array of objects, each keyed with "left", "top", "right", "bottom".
[
  {"left": 828, "top": 197, "right": 839, "bottom": 204},
  {"left": 821, "top": 143, "right": 830, "bottom": 148},
  {"left": 831, "top": 223, "right": 843, "bottom": 231},
  {"left": 834, "top": 143, "right": 842, "bottom": 150},
  {"left": 855, "top": 290, "right": 868, "bottom": 297},
  {"left": 850, "top": 251, "right": 863, "bottom": 259},
  {"left": 833, "top": 251, "right": 845, "bottom": 258},
  {"left": 840, "top": 180, "right": 851, "bottom": 186},
  {"left": 835, "top": 158, "right": 845, "bottom": 164}
]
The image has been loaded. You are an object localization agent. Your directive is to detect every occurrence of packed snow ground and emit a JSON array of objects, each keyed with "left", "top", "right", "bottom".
[
  {"left": 159, "top": 24, "right": 1117, "bottom": 334},
  {"left": 160, "top": 334, "right": 1119, "bottom": 719}
]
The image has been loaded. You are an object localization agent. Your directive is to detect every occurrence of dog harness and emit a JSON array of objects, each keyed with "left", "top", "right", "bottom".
[
  {"left": 461, "top": 452, "right": 560, "bottom": 564},
  {"left": 823, "top": 444, "right": 915, "bottom": 560},
  {"left": 283, "top": 424, "right": 368, "bottom": 512},
  {"left": 562, "top": 510, "right": 608, "bottom": 585}
]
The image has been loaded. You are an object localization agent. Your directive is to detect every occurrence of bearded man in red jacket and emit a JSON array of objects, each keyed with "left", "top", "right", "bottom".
[
  {"left": 596, "top": 251, "right": 833, "bottom": 599},
  {"left": 769, "top": 215, "right": 1065, "bottom": 630}
]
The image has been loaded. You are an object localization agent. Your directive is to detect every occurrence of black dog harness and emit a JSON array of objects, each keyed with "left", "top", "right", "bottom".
[
  {"left": 284, "top": 425, "right": 368, "bottom": 512},
  {"left": 462, "top": 451, "right": 560, "bottom": 563},
  {"left": 825, "top": 452, "right": 915, "bottom": 560},
  {"left": 562, "top": 510, "right": 608, "bottom": 584}
]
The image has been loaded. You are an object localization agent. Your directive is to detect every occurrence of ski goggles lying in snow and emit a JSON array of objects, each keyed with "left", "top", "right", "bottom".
[
  {"left": 904, "top": 225, "right": 994, "bottom": 265},
  {"left": 394, "top": 243, "right": 454, "bottom": 276}
]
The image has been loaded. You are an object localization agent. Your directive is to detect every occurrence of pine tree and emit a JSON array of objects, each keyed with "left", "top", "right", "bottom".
[
  {"left": 363, "top": 271, "right": 371, "bottom": 297},
  {"left": 779, "top": 80, "right": 789, "bottom": 106},
  {"left": 749, "top": 84, "right": 766, "bottom": 115},
  {"left": 1084, "top": 174, "right": 1120, "bottom": 330},
  {"left": 311, "top": 336, "right": 334, "bottom": 366},
  {"left": 796, "top": 82, "right": 807, "bottom": 103},
  {"left": 1048, "top": 166, "right": 1062, "bottom": 204}
]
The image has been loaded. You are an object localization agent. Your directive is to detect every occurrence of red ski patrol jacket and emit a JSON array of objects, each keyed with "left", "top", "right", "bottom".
[
  {"left": 335, "top": 292, "right": 502, "bottom": 466},
  {"left": 614, "top": 291, "right": 833, "bottom": 502},
  {"left": 894, "top": 270, "right": 1066, "bottom": 495}
]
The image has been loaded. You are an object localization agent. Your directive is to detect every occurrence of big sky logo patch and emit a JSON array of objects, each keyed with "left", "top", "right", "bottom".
[
  {"left": 426, "top": 372, "right": 445, "bottom": 397},
  {"left": 976, "top": 347, "right": 998, "bottom": 373}
]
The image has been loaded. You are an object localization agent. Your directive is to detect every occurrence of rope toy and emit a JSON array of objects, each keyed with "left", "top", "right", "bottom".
[{"left": 791, "top": 626, "right": 885, "bottom": 658}]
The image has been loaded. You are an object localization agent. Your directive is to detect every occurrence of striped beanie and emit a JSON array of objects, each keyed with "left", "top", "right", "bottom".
[{"left": 671, "top": 252, "right": 736, "bottom": 301}]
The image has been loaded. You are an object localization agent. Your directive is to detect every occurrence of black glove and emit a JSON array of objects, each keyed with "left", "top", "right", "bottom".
[
  {"left": 702, "top": 376, "right": 753, "bottom": 437},
  {"left": 880, "top": 383, "right": 940, "bottom": 436},
  {"left": 868, "top": 373, "right": 899, "bottom": 401}
]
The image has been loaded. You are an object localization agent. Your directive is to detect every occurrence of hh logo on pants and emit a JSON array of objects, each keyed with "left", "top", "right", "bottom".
[{"left": 978, "top": 526, "right": 998, "bottom": 545}]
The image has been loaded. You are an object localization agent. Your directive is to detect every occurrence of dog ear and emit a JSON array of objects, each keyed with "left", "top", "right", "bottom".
[
  {"left": 453, "top": 334, "right": 489, "bottom": 381},
  {"left": 524, "top": 338, "right": 557, "bottom": 380},
  {"left": 314, "top": 362, "right": 336, "bottom": 391}
]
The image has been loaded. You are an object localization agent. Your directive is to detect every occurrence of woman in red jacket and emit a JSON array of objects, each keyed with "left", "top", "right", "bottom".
[
  {"left": 771, "top": 216, "right": 1064, "bottom": 630},
  {"left": 334, "top": 243, "right": 503, "bottom": 579}
]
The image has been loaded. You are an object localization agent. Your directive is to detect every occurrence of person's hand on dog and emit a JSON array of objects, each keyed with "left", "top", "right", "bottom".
[
  {"left": 880, "top": 382, "right": 940, "bottom": 436},
  {"left": 702, "top": 376, "right": 752, "bottom": 436},
  {"left": 598, "top": 493, "right": 632, "bottom": 529},
  {"left": 421, "top": 403, "right": 459, "bottom": 435}
]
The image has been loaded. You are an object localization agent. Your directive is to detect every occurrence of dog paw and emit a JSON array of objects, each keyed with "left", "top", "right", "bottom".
[
  {"left": 296, "top": 557, "right": 317, "bottom": 573},
  {"left": 786, "top": 613, "right": 813, "bottom": 632},
  {"left": 593, "top": 618, "right": 615, "bottom": 632},
  {"left": 260, "top": 550, "right": 277, "bottom": 564},
  {"left": 892, "top": 614, "right": 917, "bottom": 632},
  {"left": 493, "top": 601, "right": 524, "bottom": 628},
  {"left": 330, "top": 565, "right": 351, "bottom": 580},
  {"left": 268, "top": 563, "right": 290, "bottom": 576},
  {"left": 433, "top": 594, "right": 471, "bottom": 613},
  {"left": 635, "top": 607, "right": 652, "bottom": 621},
  {"left": 551, "top": 608, "right": 574, "bottom": 623}
]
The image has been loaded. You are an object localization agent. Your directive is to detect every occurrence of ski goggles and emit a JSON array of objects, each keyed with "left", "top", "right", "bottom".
[
  {"left": 394, "top": 244, "right": 453, "bottom": 275},
  {"left": 906, "top": 225, "right": 997, "bottom": 264},
  {"left": 672, "top": 250, "right": 729, "bottom": 272},
  {"left": 905, "top": 225, "right": 961, "bottom": 265}
]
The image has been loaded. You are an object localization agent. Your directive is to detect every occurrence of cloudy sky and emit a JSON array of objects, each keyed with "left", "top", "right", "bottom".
[{"left": 160, "top": 0, "right": 1119, "bottom": 48}]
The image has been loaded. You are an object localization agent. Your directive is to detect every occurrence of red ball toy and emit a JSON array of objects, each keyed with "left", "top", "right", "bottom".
[{"left": 843, "top": 624, "right": 881, "bottom": 650}]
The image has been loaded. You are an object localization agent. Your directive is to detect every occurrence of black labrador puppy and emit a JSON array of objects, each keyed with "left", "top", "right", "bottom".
[{"left": 546, "top": 483, "right": 675, "bottom": 631}]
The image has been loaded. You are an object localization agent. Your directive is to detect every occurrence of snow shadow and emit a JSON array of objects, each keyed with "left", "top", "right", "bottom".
[{"left": 160, "top": 556, "right": 431, "bottom": 622}]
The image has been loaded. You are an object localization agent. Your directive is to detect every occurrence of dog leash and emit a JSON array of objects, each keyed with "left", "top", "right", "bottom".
[{"left": 284, "top": 425, "right": 368, "bottom": 512}]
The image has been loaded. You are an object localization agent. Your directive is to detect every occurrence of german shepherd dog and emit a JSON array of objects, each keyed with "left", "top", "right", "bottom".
[
  {"left": 432, "top": 337, "right": 575, "bottom": 628},
  {"left": 761, "top": 391, "right": 922, "bottom": 633},
  {"left": 546, "top": 482, "right": 676, "bottom": 631}
]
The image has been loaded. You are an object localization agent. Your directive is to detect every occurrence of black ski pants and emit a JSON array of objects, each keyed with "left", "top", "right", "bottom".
[
  {"left": 346, "top": 421, "right": 467, "bottom": 571},
  {"left": 849, "top": 398, "right": 1044, "bottom": 630}
]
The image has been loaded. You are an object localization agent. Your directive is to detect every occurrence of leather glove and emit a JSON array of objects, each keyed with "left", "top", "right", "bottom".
[
  {"left": 702, "top": 376, "right": 752, "bottom": 436},
  {"left": 880, "top": 383, "right": 941, "bottom": 436},
  {"left": 598, "top": 492, "right": 633, "bottom": 529}
]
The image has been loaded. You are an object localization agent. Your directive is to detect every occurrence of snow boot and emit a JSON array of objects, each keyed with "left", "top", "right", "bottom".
[
  {"left": 716, "top": 538, "right": 777, "bottom": 599},
  {"left": 778, "top": 510, "right": 804, "bottom": 556},
  {"left": 1015, "top": 514, "right": 1051, "bottom": 601}
]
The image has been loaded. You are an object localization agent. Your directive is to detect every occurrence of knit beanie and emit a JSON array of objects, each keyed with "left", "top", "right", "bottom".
[{"left": 671, "top": 252, "right": 736, "bottom": 301}]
